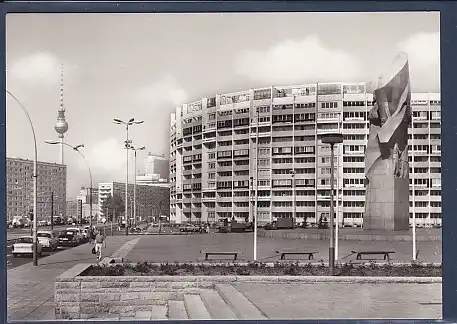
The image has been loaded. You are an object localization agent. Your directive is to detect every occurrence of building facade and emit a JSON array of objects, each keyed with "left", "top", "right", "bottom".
[
  {"left": 66, "top": 200, "right": 78, "bottom": 219},
  {"left": 169, "top": 83, "right": 441, "bottom": 227},
  {"left": 6, "top": 157, "right": 67, "bottom": 221},
  {"left": 98, "top": 182, "right": 170, "bottom": 222},
  {"left": 144, "top": 153, "right": 169, "bottom": 181}
]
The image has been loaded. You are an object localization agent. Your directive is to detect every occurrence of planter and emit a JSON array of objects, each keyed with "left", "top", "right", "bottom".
[{"left": 55, "top": 262, "right": 442, "bottom": 319}]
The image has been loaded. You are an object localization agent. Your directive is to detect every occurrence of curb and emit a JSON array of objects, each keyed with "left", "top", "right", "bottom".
[{"left": 73, "top": 274, "right": 442, "bottom": 284}]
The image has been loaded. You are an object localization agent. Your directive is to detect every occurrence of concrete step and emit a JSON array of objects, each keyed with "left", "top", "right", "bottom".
[
  {"left": 183, "top": 294, "right": 211, "bottom": 319},
  {"left": 168, "top": 300, "right": 188, "bottom": 320},
  {"left": 200, "top": 289, "right": 238, "bottom": 320},
  {"left": 149, "top": 305, "right": 168, "bottom": 320},
  {"left": 215, "top": 284, "right": 267, "bottom": 320}
]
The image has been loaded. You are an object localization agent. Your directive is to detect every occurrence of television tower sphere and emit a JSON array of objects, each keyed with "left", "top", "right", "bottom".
[{"left": 54, "top": 110, "right": 68, "bottom": 137}]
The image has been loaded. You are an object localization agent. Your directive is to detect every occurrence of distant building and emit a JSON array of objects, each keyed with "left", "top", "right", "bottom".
[
  {"left": 77, "top": 186, "right": 99, "bottom": 204},
  {"left": 66, "top": 200, "right": 78, "bottom": 219},
  {"left": 136, "top": 174, "right": 170, "bottom": 187},
  {"left": 144, "top": 153, "right": 169, "bottom": 181},
  {"left": 98, "top": 182, "right": 169, "bottom": 222},
  {"left": 77, "top": 186, "right": 99, "bottom": 220},
  {"left": 6, "top": 157, "right": 67, "bottom": 221}
]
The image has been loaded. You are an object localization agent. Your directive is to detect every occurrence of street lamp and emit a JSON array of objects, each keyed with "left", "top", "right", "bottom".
[
  {"left": 290, "top": 170, "right": 296, "bottom": 227},
  {"left": 253, "top": 108, "right": 260, "bottom": 261},
  {"left": 45, "top": 141, "right": 92, "bottom": 227},
  {"left": 131, "top": 145, "right": 146, "bottom": 228},
  {"left": 7, "top": 90, "right": 39, "bottom": 266},
  {"left": 114, "top": 118, "right": 144, "bottom": 235},
  {"left": 321, "top": 133, "right": 343, "bottom": 276}
]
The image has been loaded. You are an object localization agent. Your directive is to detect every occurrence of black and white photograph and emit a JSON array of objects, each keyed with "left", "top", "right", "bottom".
[{"left": 5, "top": 11, "right": 441, "bottom": 321}]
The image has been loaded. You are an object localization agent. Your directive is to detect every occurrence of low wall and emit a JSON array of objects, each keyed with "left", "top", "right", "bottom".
[
  {"left": 258, "top": 229, "right": 441, "bottom": 242},
  {"left": 55, "top": 263, "right": 442, "bottom": 319}
]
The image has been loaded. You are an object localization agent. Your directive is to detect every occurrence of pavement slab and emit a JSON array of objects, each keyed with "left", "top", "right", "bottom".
[
  {"left": 233, "top": 282, "right": 442, "bottom": 319},
  {"left": 7, "top": 236, "right": 135, "bottom": 321},
  {"left": 125, "top": 233, "right": 441, "bottom": 264}
]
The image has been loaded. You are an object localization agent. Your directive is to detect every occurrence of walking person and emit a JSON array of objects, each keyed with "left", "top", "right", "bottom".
[{"left": 94, "top": 230, "right": 106, "bottom": 263}]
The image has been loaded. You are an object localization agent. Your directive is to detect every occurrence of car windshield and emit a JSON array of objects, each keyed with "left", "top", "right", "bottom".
[
  {"left": 17, "top": 237, "right": 33, "bottom": 244},
  {"left": 37, "top": 233, "right": 52, "bottom": 238}
]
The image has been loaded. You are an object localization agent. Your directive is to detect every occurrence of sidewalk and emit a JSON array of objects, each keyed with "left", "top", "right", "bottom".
[{"left": 7, "top": 235, "right": 136, "bottom": 321}]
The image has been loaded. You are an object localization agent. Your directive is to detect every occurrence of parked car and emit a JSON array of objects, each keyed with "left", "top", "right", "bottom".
[
  {"left": 12, "top": 236, "right": 43, "bottom": 257},
  {"left": 179, "top": 224, "right": 199, "bottom": 232},
  {"left": 58, "top": 229, "right": 81, "bottom": 246},
  {"left": 37, "top": 230, "right": 59, "bottom": 251},
  {"left": 66, "top": 227, "right": 84, "bottom": 241}
]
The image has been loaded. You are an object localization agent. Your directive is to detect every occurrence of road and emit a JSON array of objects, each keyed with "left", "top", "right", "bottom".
[{"left": 6, "top": 223, "right": 144, "bottom": 270}]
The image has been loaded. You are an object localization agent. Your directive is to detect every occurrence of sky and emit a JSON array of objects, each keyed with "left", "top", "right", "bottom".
[{"left": 6, "top": 12, "right": 440, "bottom": 199}]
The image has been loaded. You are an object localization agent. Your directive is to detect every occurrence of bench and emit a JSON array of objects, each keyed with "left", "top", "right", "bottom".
[
  {"left": 276, "top": 250, "right": 318, "bottom": 260},
  {"left": 351, "top": 250, "right": 395, "bottom": 261},
  {"left": 201, "top": 251, "right": 241, "bottom": 261}
]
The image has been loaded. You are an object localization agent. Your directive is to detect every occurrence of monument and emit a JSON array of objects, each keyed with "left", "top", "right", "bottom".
[{"left": 363, "top": 53, "right": 412, "bottom": 231}]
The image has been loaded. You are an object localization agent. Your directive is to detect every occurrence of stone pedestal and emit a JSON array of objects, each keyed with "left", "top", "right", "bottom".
[{"left": 364, "top": 160, "right": 409, "bottom": 231}]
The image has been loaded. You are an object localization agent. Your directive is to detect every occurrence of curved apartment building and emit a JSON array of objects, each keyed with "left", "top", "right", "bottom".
[{"left": 169, "top": 82, "right": 441, "bottom": 227}]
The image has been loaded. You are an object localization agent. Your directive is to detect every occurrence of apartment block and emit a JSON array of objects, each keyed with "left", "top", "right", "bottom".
[
  {"left": 98, "top": 182, "right": 170, "bottom": 221},
  {"left": 169, "top": 83, "right": 441, "bottom": 227},
  {"left": 6, "top": 157, "right": 67, "bottom": 221}
]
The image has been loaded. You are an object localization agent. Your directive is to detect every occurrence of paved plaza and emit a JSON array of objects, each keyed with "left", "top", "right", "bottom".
[
  {"left": 6, "top": 233, "right": 442, "bottom": 321},
  {"left": 234, "top": 282, "right": 441, "bottom": 319},
  {"left": 125, "top": 233, "right": 442, "bottom": 263}
]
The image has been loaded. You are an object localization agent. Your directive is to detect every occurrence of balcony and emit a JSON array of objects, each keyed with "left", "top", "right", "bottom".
[
  {"left": 203, "top": 137, "right": 216, "bottom": 144},
  {"left": 217, "top": 134, "right": 233, "bottom": 142}
]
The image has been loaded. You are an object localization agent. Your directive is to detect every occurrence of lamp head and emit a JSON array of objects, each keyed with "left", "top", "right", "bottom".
[
  {"left": 45, "top": 140, "right": 60, "bottom": 145},
  {"left": 320, "top": 133, "right": 344, "bottom": 145},
  {"left": 113, "top": 118, "right": 123, "bottom": 124}
]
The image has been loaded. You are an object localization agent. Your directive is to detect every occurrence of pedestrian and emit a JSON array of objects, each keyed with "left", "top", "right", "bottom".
[
  {"left": 90, "top": 227, "right": 96, "bottom": 244},
  {"left": 94, "top": 230, "right": 106, "bottom": 263}
]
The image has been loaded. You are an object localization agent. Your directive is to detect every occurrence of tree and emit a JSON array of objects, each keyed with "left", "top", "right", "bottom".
[{"left": 101, "top": 194, "right": 124, "bottom": 222}]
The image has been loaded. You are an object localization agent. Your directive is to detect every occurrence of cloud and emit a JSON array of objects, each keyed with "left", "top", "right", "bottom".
[
  {"left": 233, "top": 35, "right": 363, "bottom": 85},
  {"left": 79, "top": 137, "right": 134, "bottom": 175},
  {"left": 9, "top": 51, "right": 77, "bottom": 87},
  {"left": 134, "top": 74, "right": 187, "bottom": 108},
  {"left": 397, "top": 32, "right": 440, "bottom": 91}
]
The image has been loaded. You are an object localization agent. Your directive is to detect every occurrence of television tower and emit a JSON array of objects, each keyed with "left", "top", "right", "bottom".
[{"left": 54, "top": 64, "right": 68, "bottom": 164}]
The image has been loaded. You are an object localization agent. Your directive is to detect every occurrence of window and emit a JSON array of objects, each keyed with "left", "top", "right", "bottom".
[
  {"left": 208, "top": 152, "right": 216, "bottom": 159},
  {"left": 295, "top": 146, "right": 315, "bottom": 155},
  {"left": 257, "top": 106, "right": 270, "bottom": 113},
  {"left": 273, "top": 179, "right": 292, "bottom": 187},
  {"left": 259, "top": 148, "right": 270, "bottom": 156},
  {"left": 258, "top": 180, "right": 270, "bottom": 187},
  {"left": 208, "top": 173, "right": 215, "bottom": 179},
  {"left": 272, "top": 147, "right": 293, "bottom": 155},
  {"left": 320, "top": 102, "right": 339, "bottom": 109},
  {"left": 217, "top": 151, "right": 232, "bottom": 158},
  {"left": 234, "top": 149, "right": 249, "bottom": 157}
]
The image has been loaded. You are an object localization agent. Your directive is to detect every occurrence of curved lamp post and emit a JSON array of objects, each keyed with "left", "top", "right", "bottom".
[
  {"left": 130, "top": 145, "right": 146, "bottom": 228},
  {"left": 113, "top": 118, "right": 144, "bottom": 235},
  {"left": 45, "top": 141, "right": 93, "bottom": 227},
  {"left": 7, "top": 90, "right": 39, "bottom": 266}
]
